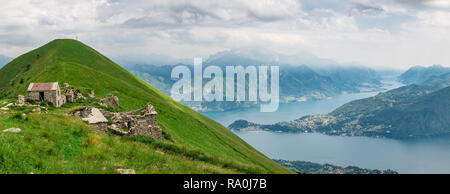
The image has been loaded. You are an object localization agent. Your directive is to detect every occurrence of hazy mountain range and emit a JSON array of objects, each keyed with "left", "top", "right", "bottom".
[
  {"left": 124, "top": 50, "right": 384, "bottom": 111},
  {"left": 398, "top": 64, "right": 450, "bottom": 84}
]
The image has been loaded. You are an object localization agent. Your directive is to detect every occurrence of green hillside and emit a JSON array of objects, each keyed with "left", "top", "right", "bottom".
[{"left": 0, "top": 39, "right": 291, "bottom": 174}]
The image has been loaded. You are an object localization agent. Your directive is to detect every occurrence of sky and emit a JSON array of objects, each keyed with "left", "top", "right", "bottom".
[{"left": 1, "top": 0, "right": 450, "bottom": 69}]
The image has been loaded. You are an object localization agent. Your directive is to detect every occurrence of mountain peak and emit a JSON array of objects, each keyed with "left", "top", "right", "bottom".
[{"left": 0, "top": 39, "right": 290, "bottom": 174}]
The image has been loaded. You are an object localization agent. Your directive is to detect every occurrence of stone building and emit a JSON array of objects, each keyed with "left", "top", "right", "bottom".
[
  {"left": 69, "top": 103, "right": 162, "bottom": 140},
  {"left": 27, "top": 82, "right": 65, "bottom": 107}
]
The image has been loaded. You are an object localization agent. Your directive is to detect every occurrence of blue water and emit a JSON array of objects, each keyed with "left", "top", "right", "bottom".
[{"left": 201, "top": 80, "right": 450, "bottom": 173}]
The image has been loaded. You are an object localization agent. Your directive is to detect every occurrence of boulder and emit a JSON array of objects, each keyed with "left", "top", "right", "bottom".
[
  {"left": 100, "top": 94, "right": 119, "bottom": 107},
  {"left": 89, "top": 90, "right": 95, "bottom": 98},
  {"left": 81, "top": 108, "right": 108, "bottom": 124},
  {"left": 115, "top": 169, "right": 136, "bottom": 174},
  {"left": 69, "top": 107, "right": 108, "bottom": 131},
  {"left": 3, "top": 128, "right": 21, "bottom": 133}
]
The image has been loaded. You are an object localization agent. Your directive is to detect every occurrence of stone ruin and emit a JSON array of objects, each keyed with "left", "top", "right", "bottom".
[
  {"left": 69, "top": 103, "right": 162, "bottom": 140},
  {"left": 63, "top": 83, "right": 88, "bottom": 102}
]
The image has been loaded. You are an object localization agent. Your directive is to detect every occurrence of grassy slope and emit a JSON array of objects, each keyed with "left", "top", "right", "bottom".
[{"left": 0, "top": 39, "right": 290, "bottom": 174}]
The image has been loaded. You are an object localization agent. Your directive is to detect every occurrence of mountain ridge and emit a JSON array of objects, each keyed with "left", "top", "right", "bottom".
[
  {"left": 229, "top": 73, "right": 450, "bottom": 139},
  {"left": 398, "top": 64, "right": 450, "bottom": 84},
  {"left": 0, "top": 39, "right": 290, "bottom": 173}
]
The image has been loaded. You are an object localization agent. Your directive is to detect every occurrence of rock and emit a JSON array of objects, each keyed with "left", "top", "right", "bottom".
[
  {"left": 32, "top": 107, "right": 41, "bottom": 112},
  {"left": 76, "top": 92, "right": 85, "bottom": 100},
  {"left": 89, "top": 90, "right": 95, "bottom": 98},
  {"left": 0, "top": 107, "right": 8, "bottom": 111},
  {"left": 69, "top": 107, "right": 108, "bottom": 132},
  {"left": 81, "top": 108, "right": 108, "bottom": 124},
  {"left": 115, "top": 169, "right": 136, "bottom": 174},
  {"left": 17, "top": 95, "right": 25, "bottom": 105},
  {"left": 100, "top": 94, "right": 119, "bottom": 107},
  {"left": 3, "top": 128, "right": 21, "bottom": 133},
  {"left": 64, "top": 83, "right": 70, "bottom": 88}
]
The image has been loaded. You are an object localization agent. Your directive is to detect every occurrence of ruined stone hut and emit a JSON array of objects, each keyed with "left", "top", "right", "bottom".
[
  {"left": 69, "top": 103, "right": 162, "bottom": 140},
  {"left": 27, "top": 82, "right": 65, "bottom": 107}
]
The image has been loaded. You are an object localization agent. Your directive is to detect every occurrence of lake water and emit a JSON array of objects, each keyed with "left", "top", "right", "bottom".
[{"left": 202, "top": 79, "right": 450, "bottom": 173}]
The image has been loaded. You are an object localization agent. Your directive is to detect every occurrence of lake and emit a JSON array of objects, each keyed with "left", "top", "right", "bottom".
[{"left": 202, "top": 79, "right": 450, "bottom": 173}]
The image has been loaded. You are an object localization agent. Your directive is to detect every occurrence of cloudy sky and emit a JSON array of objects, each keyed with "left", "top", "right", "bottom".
[{"left": 1, "top": 0, "right": 450, "bottom": 69}]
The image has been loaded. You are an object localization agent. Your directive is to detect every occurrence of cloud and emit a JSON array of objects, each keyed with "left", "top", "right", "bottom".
[
  {"left": 0, "top": 0, "right": 449, "bottom": 69},
  {"left": 350, "top": 3, "right": 384, "bottom": 15}
]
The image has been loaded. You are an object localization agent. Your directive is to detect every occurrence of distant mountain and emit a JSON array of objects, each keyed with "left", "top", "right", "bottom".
[
  {"left": 311, "top": 65, "right": 382, "bottom": 92},
  {"left": 230, "top": 73, "right": 450, "bottom": 138},
  {"left": 125, "top": 52, "right": 383, "bottom": 111},
  {"left": 0, "top": 54, "right": 11, "bottom": 68},
  {"left": 398, "top": 65, "right": 450, "bottom": 84}
]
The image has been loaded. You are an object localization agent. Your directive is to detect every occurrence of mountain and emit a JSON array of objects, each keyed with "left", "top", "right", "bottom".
[
  {"left": 0, "top": 39, "right": 290, "bottom": 173},
  {"left": 125, "top": 52, "right": 383, "bottom": 111},
  {"left": 0, "top": 54, "right": 11, "bottom": 68},
  {"left": 311, "top": 65, "right": 382, "bottom": 92},
  {"left": 230, "top": 73, "right": 450, "bottom": 139},
  {"left": 398, "top": 65, "right": 450, "bottom": 84}
]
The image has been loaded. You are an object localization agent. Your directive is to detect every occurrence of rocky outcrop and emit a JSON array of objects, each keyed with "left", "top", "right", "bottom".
[
  {"left": 100, "top": 94, "right": 119, "bottom": 107},
  {"left": 69, "top": 103, "right": 162, "bottom": 140}
]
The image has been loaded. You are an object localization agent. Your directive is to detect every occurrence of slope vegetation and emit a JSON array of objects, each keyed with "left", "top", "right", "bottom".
[{"left": 0, "top": 39, "right": 290, "bottom": 173}]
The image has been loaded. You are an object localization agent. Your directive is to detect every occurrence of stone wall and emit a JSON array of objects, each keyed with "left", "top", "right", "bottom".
[{"left": 27, "top": 91, "right": 40, "bottom": 101}]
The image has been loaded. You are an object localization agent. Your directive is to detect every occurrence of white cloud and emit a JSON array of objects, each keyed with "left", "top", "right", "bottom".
[{"left": 0, "top": 0, "right": 449, "bottom": 69}]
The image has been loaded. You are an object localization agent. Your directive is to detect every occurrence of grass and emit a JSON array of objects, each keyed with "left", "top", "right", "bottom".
[
  {"left": 0, "top": 39, "right": 292, "bottom": 174},
  {"left": 0, "top": 113, "right": 248, "bottom": 174}
]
